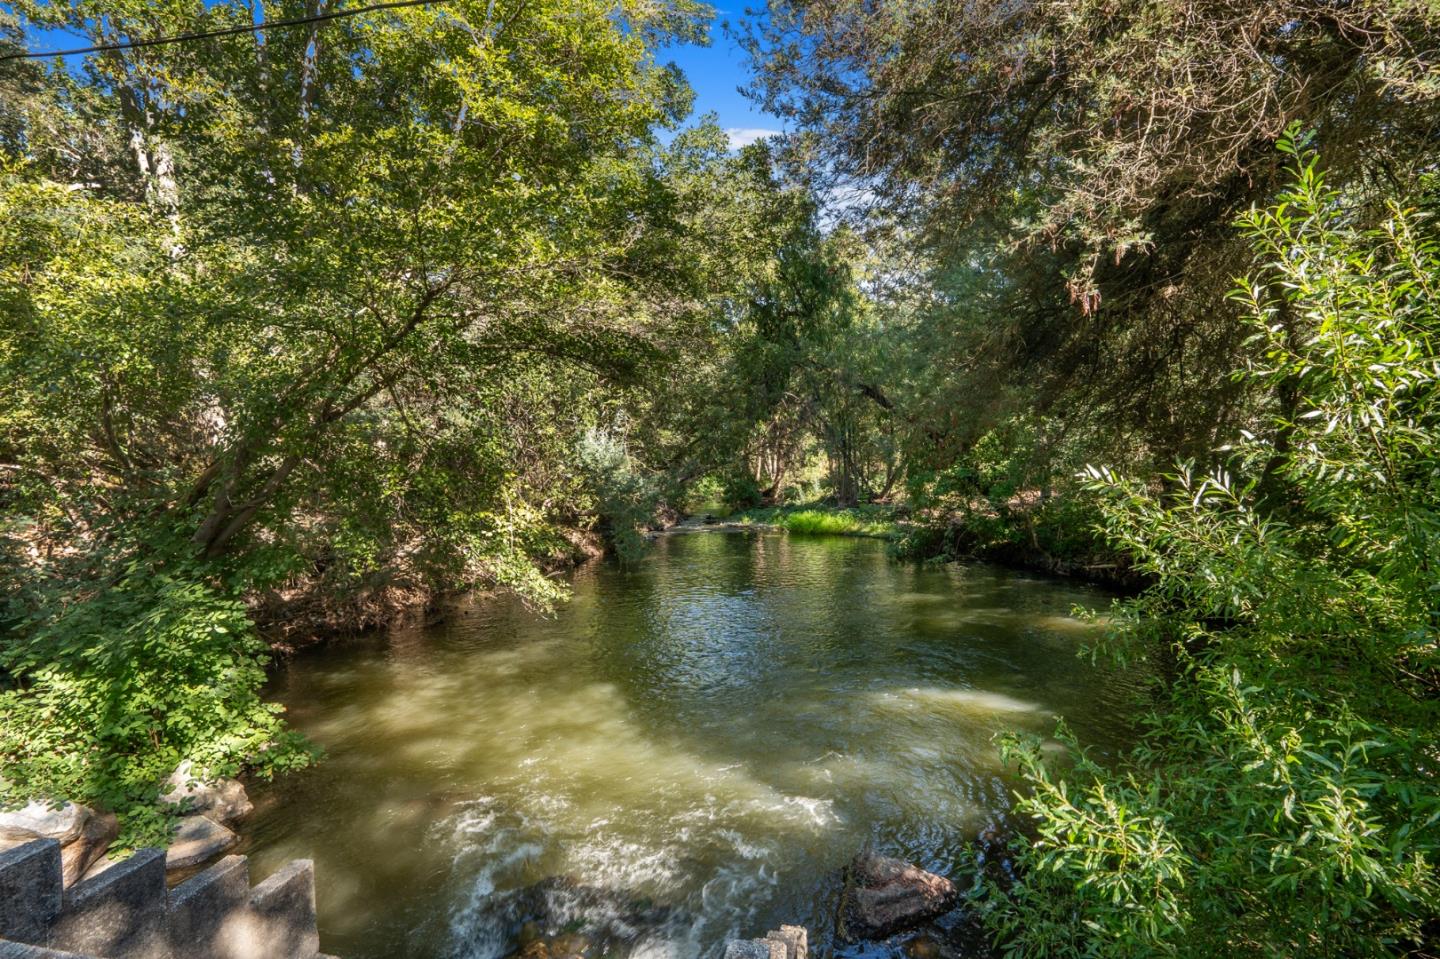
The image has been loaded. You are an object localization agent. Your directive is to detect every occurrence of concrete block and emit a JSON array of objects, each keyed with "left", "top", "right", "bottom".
[
  {"left": 722, "top": 941, "right": 775, "bottom": 959},
  {"left": 0, "top": 840, "right": 62, "bottom": 945},
  {"left": 243, "top": 860, "right": 317, "bottom": 959},
  {"left": 51, "top": 849, "right": 169, "bottom": 959},
  {"left": 167, "top": 856, "right": 250, "bottom": 959}
]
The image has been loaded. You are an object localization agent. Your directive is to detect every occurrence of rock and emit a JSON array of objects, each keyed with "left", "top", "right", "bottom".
[
  {"left": 903, "top": 934, "right": 945, "bottom": 959},
  {"left": 165, "top": 815, "right": 238, "bottom": 870},
  {"left": 81, "top": 852, "right": 123, "bottom": 883},
  {"left": 60, "top": 811, "right": 118, "bottom": 887},
  {"left": 844, "top": 854, "right": 958, "bottom": 940},
  {"left": 767, "top": 925, "right": 807, "bottom": 959},
  {"left": 0, "top": 801, "right": 91, "bottom": 844},
  {"left": 975, "top": 827, "right": 1017, "bottom": 890},
  {"left": 161, "top": 761, "right": 253, "bottom": 827},
  {"left": 547, "top": 932, "right": 590, "bottom": 957},
  {"left": 499, "top": 877, "right": 681, "bottom": 959}
]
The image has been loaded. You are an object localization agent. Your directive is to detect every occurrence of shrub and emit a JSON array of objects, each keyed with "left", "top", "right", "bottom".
[
  {"left": 981, "top": 135, "right": 1440, "bottom": 957},
  {"left": 0, "top": 542, "right": 315, "bottom": 849},
  {"left": 577, "top": 428, "right": 659, "bottom": 563},
  {"left": 721, "top": 470, "right": 764, "bottom": 511}
]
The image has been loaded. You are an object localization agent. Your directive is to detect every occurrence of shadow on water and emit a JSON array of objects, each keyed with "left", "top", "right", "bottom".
[{"left": 241, "top": 531, "right": 1145, "bottom": 959}]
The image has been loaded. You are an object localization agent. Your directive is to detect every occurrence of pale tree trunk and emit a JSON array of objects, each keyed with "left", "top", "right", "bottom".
[
  {"left": 114, "top": 80, "right": 176, "bottom": 210},
  {"left": 299, "top": 0, "right": 324, "bottom": 121}
]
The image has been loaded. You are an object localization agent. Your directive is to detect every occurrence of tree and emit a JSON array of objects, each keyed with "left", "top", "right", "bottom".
[
  {"left": 0, "top": 0, "right": 786, "bottom": 844},
  {"left": 745, "top": 0, "right": 1440, "bottom": 460}
]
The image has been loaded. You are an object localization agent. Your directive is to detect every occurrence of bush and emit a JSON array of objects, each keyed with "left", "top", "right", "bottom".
[
  {"left": 981, "top": 136, "right": 1440, "bottom": 957},
  {"left": 0, "top": 543, "right": 315, "bottom": 849},
  {"left": 577, "top": 428, "right": 659, "bottom": 563},
  {"left": 720, "top": 470, "right": 764, "bottom": 511}
]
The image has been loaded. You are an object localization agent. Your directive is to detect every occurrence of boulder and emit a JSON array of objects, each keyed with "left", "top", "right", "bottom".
[
  {"left": 843, "top": 854, "right": 958, "bottom": 940},
  {"left": 161, "top": 761, "right": 254, "bottom": 827},
  {"left": 547, "top": 932, "right": 591, "bottom": 957},
  {"left": 60, "top": 811, "right": 118, "bottom": 887},
  {"left": 165, "top": 815, "right": 238, "bottom": 870},
  {"left": 0, "top": 802, "right": 91, "bottom": 844},
  {"left": 81, "top": 852, "right": 123, "bottom": 883}
]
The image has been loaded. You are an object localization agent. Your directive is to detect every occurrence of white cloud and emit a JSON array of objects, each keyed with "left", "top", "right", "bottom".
[{"left": 723, "top": 127, "right": 781, "bottom": 150}]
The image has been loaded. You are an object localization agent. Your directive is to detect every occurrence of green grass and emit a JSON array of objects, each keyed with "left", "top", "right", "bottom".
[{"left": 728, "top": 504, "right": 900, "bottom": 538}]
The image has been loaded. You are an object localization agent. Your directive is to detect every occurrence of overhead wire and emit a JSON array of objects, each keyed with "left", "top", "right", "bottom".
[{"left": 0, "top": 0, "right": 450, "bottom": 62}]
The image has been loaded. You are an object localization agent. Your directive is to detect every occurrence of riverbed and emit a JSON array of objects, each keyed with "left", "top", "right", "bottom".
[{"left": 240, "top": 529, "right": 1141, "bottom": 958}]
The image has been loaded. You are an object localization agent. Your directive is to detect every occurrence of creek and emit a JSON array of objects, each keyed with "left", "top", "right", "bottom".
[{"left": 240, "top": 529, "right": 1141, "bottom": 958}]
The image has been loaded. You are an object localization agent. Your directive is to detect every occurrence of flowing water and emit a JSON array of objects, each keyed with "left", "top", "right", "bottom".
[{"left": 240, "top": 529, "right": 1142, "bottom": 959}]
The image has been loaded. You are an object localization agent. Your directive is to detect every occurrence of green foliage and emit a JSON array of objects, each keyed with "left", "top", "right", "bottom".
[
  {"left": 981, "top": 139, "right": 1440, "bottom": 957},
  {"left": 577, "top": 428, "right": 660, "bottom": 563},
  {"left": 730, "top": 503, "right": 899, "bottom": 538},
  {"left": 648, "top": 207, "right": 895, "bottom": 509},
  {"left": 748, "top": 0, "right": 1440, "bottom": 463},
  {"left": 779, "top": 508, "right": 893, "bottom": 537},
  {"left": 0, "top": 540, "right": 314, "bottom": 849},
  {"left": 896, "top": 414, "right": 1113, "bottom": 570},
  {"left": 908, "top": 414, "right": 1063, "bottom": 511},
  {"left": 1, "top": 0, "right": 805, "bottom": 837},
  {"left": 720, "top": 469, "right": 765, "bottom": 511}
]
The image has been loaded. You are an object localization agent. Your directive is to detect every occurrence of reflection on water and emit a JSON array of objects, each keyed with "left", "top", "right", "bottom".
[{"left": 242, "top": 531, "right": 1140, "bottom": 958}]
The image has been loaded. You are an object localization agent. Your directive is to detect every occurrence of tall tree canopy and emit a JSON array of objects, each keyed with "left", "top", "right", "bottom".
[
  {"left": 0, "top": 0, "right": 818, "bottom": 843},
  {"left": 746, "top": 0, "right": 1440, "bottom": 456}
]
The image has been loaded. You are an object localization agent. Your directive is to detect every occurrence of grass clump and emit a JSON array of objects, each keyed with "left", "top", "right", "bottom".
[
  {"left": 729, "top": 504, "right": 899, "bottom": 538},
  {"left": 782, "top": 509, "right": 874, "bottom": 535}
]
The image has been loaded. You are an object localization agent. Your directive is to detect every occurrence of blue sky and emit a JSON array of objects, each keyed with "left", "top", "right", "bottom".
[
  {"left": 662, "top": 20, "right": 783, "bottom": 148},
  {"left": 4, "top": 2, "right": 783, "bottom": 148}
]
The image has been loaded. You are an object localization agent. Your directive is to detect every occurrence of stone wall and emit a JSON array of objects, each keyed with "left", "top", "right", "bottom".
[{"left": 0, "top": 840, "right": 335, "bottom": 959}]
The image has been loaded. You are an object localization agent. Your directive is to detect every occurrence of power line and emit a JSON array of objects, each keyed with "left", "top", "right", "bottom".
[{"left": 0, "top": 0, "right": 450, "bottom": 62}]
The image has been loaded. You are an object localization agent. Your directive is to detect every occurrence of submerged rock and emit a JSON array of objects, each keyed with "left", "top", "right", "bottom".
[
  {"left": 902, "top": 934, "right": 946, "bottom": 959},
  {"left": 843, "top": 853, "right": 958, "bottom": 940},
  {"left": 496, "top": 876, "right": 680, "bottom": 959},
  {"left": 723, "top": 925, "right": 808, "bottom": 959},
  {"left": 974, "top": 826, "right": 1017, "bottom": 890},
  {"left": 166, "top": 814, "right": 238, "bottom": 870}
]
